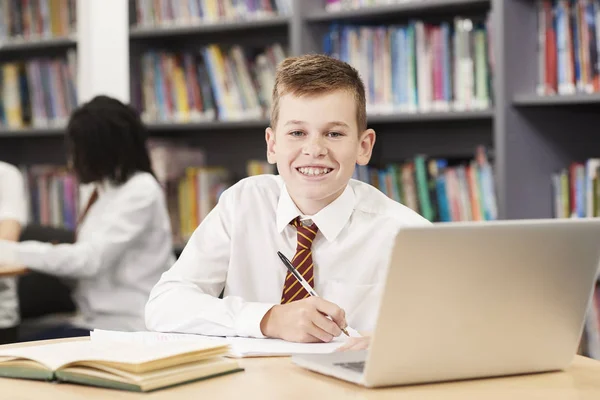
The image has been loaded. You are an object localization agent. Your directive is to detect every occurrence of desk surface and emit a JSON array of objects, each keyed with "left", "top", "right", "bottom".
[{"left": 1, "top": 344, "right": 600, "bottom": 399}]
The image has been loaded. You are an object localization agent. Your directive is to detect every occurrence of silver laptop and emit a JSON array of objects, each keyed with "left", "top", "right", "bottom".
[{"left": 292, "top": 218, "right": 600, "bottom": 387}]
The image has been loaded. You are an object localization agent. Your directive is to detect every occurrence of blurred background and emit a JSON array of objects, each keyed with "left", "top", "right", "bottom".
[{"left": 0, "top": 0, "right": 598, "bottom": 357}]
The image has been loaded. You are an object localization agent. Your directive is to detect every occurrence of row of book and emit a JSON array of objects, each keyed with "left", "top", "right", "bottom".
[
  {"left": 0, "top": 0, "right": 76, "bottom": 44},
  {"left": 325, "top": 0, "right": 421, "bottom": 12},
  {"left": 324, "top": 17, "right": 493, "bottom": 114},
  {"left": 14, "top": 144, "right": 496, "bottom": 244},
  {"left": 20, "top": 165, "right": 79, "bottom": 231},
  {"left": 551, "top": 158, "right": 600, "bottom": 218},
  {"left": 0, "top": 50, "right": 77, "bottom": 129},
  {"left": 136, "top": 43, "right": 286, "bottom": 123},
  {"left": 132, "top": 0, "right": 292, "bottom": 27},
  {"left": 537, "top": 0, "right": 600, "bottom": 96},
  {"left": 352, "top": 146, "right": 497, "bottom": 222}
]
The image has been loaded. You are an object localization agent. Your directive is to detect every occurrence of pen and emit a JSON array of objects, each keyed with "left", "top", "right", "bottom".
[{"left": 277, "top": 251, "right": 350, "bottom": 337}]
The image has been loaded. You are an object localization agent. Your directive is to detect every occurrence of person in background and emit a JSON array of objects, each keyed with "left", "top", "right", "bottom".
[
  {"left": 0, "top": 161, "right": 28, "bottom": 344},
  {"left": 0, "top": 95, "right": 175, "bottom": 340}
]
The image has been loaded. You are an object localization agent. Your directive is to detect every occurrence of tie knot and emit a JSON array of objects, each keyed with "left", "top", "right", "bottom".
[{"left": 291, "top": 217, "right": 318, "bottom": 248}]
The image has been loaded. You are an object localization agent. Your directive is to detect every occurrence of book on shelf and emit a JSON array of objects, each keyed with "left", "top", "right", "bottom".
[
  {"left": 134, "top": 43, "right": 286, "bottom": 124},
  {"left": 20, "top": 164, "right": 79, "bottom": 231},
  {"left": 353, "top": 145, "right": 497, "bottom": 222},
  {"left": 551, "top": 158, "right": 600, "bottom": 218},
  {"left": 323, "top": 15, "right": 494, "bottom": 114},
  {"left": 0, "top": 338, "right": 242, "bottom": 392},
  {"left": 132, "top": 0, "right": 292, "bottom": 27},
  {"left": 0, "top": 50, "right": 77, "bottom": 130},
  {"left": 537, "top": 0, "right": 600, "bottom": 96},
  {"left": 0, "top": 0, "right": 77, "bottom": 44}
]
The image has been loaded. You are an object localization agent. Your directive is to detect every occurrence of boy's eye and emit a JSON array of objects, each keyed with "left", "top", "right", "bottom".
[
  {"left": 289, "top": 131, "right": 304, "bottom": 137},
  {"left": 327, "top": 131, "right": 344, "bottom": 138}
]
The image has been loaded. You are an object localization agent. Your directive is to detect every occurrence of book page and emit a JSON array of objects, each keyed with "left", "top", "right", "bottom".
[
  {"left": 0, "top": 338, "right": 228, "bottom": 371},
  {"left": 90, "top": 328, "right": 362, "bottom": 358}
]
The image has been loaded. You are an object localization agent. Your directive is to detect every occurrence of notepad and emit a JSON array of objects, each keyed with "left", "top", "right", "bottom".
[
  {"left": 0, "top": 339, "right": 242, "bottom": 392},
  {"left": 90, "top": 328, "right": 361, "bottom": 358}
]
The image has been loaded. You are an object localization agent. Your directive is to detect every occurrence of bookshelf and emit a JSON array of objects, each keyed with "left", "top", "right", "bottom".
[{"left": 0, "top": 0, "right": 598, "bottom": 359}]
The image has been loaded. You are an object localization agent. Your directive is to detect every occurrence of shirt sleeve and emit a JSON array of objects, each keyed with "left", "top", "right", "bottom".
[
  {"left": 145, "top": 185, "right": 276, "bottom": 339},
  {"left": 0, "top": 177, "right": 157, "bottom": 279},
  {"left": 0, "top": 163, "right": 27, "bottom": 225}
]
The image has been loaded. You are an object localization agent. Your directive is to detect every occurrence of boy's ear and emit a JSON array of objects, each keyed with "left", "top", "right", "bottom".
[
  {"left": 356, "top": 128, "right": 376, "bottom": 166},
  {"left": 265, "top": 127, "right": 277, "bottom": 164}
]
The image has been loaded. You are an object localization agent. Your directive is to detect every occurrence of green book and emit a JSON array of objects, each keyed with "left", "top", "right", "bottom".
[{"left": 0, "top": 338, "right": 242, "bottom": 392}]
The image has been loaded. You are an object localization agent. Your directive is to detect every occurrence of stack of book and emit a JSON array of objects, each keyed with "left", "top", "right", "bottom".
[
  {"left": 136, "top": 43, "right": 286, "bottom": 123},
  {"left": 0, "top": 51, "right": 77, "bottom": 129},
  {"left": 536, "top": 0, "right": 600, "bottom": 96},
  {"left": 132, "top": 0, "right": 292, "bottom": 27},
  {"left": 0, "top": 0, "right": 77, "bottom": 43},
  {"left": 353, "top": 146, "right": 497, "bottom": 222},
  {"left": 21, "top": 164, "right": 79, "bottom": 231},
  {"left": 324, "top": 15, "right": 493, "bottom": 114}
]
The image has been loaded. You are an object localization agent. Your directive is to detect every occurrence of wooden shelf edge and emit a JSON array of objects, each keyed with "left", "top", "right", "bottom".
[
  {"left": 0, "top": 127, "right": 65, "bottom": 137},
  {"left": 145, "top": 110, "right": 494, "bottom": 131},
  {"left": 513, "top": 93, "right": 600, "bottom": 106},
  {"left": 306, "top": 0, "right": 491, "bottom": 22},
  {"left": 0, "top": 36, "right": 76, "bottom": 51},
  {"left": 130, "top": 16, "right": 289, "bottom": 39}
]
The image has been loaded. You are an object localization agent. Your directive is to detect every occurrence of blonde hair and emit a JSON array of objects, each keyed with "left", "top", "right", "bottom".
[{"left": 270, "top": 54, "right": 367, "bottom": 131}]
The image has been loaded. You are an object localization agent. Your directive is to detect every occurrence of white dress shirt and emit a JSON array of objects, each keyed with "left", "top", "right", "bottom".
[
  {"left": 145, "top": 174, "right": 431, "bottom": 338},
  {"left": 0, "top": 172, "right": 176, "bottom": 331},
  {"left": 0, "top": 162, "right": 27, "bottom": 329}
]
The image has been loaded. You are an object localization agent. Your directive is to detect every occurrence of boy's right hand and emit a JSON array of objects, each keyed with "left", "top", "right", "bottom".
[{"left": 260, "top": 297, "right": 347, "bottom": 343}]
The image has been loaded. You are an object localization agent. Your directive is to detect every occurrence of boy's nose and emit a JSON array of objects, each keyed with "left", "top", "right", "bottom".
[{"left": 303, "top": 140, "right": 327, "bottom": 157}]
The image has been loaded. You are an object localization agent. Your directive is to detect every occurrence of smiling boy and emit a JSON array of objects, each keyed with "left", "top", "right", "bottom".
[{"left": 145, "top": 54, "right": 430, "bottom": 345}]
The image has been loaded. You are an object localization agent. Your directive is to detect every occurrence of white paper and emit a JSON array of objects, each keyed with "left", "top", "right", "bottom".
[{"left": 90, "top": 328, "right": 362, "bottom": 358}]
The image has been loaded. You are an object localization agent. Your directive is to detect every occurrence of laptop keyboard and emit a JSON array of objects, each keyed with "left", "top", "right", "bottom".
[{"left": 334, "top": 361, "right": 365, "bottom": 373}]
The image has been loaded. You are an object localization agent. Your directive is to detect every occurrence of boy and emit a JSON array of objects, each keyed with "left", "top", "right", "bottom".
[
  {"left": 0, "top": 161, "right": 27, "bottom": 344},
  {"left": 145, "top": 54, "right": 430, "bottom": 348}
]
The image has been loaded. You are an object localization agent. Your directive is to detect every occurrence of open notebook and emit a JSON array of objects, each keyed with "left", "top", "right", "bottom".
[
  {"left": 90, "top": 328, "right": 362, "bottom": 358},
  {"left": 0, "top": 339, "right": 242, "bottom": 392}
]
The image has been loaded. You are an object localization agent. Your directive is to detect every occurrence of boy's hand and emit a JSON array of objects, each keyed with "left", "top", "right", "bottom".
[{"left": 260, "top": 297, "right": 347, "bottom": 343}]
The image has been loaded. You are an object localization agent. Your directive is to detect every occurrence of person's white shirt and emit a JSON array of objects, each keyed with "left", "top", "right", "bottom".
[
  {"left": 0, "top": 171, "right": 176, "bottom": 331},
  {"left": 0, "top": 161, "right": 28, "bottom": 330},
  {"left": 145, "top": 174, "right": 431, "bottom": 338}
]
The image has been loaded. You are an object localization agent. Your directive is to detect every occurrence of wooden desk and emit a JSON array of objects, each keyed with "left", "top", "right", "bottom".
[{"left": 0, "top": 346, "right": 599, "bottom": 399}]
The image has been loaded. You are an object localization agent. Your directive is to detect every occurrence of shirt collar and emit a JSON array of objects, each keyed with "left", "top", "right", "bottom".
[{"left": 276, "top": 183, "right": 355, "bottom": 242}]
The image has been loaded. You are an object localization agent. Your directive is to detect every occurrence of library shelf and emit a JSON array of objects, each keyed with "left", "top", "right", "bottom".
[
  {"left": 129, "top": 16, "right": 290, "bottom": 39},
  {"left": 0, "top": 36, "right": 76, "bottom": 52},
  {"left": 513, "top": 93, "right": 600, "bottom": 107},
  {"left": 305, "top": 0, "right": 490, "bottom": 22}
]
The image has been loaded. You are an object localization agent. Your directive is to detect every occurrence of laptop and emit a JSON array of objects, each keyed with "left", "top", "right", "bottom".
[{"left": 292, "top": 218, "right": 600, "bottom": 387}]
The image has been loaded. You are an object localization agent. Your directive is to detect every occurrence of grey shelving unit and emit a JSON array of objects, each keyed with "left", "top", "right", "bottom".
[
  {"left": 5, "top": 0, "right": 583, "bottom": 222},
  {"left": 496, "top": 0, "right": 600, "bottom": 219}
]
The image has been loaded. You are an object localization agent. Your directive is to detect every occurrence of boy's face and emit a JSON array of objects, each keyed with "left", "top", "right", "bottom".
[{"left": 265, "top": 89, "right": 375, "bottom": 214}]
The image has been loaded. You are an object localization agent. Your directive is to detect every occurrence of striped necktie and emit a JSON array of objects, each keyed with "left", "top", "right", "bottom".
[{"left": 281, "top": 217, "right": 319, "bottom": 304}]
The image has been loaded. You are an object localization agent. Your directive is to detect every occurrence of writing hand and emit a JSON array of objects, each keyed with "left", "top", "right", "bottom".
[{"left": 260, "top": 297, "right": 348, "bottom": 343}]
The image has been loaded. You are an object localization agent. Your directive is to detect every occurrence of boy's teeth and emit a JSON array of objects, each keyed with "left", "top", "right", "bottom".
[{"left": 299, "top": 167, "right": 331, "bottom": 176}]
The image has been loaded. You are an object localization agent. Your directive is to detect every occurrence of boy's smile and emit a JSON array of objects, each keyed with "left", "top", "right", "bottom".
[{"left": 266, "top": 90, "right": 375, "bottom": 215}]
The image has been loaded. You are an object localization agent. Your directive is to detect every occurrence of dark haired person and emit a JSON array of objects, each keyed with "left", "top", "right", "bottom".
[{"left": 0, "top": 95, "right": 175, "bottom": 340}]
